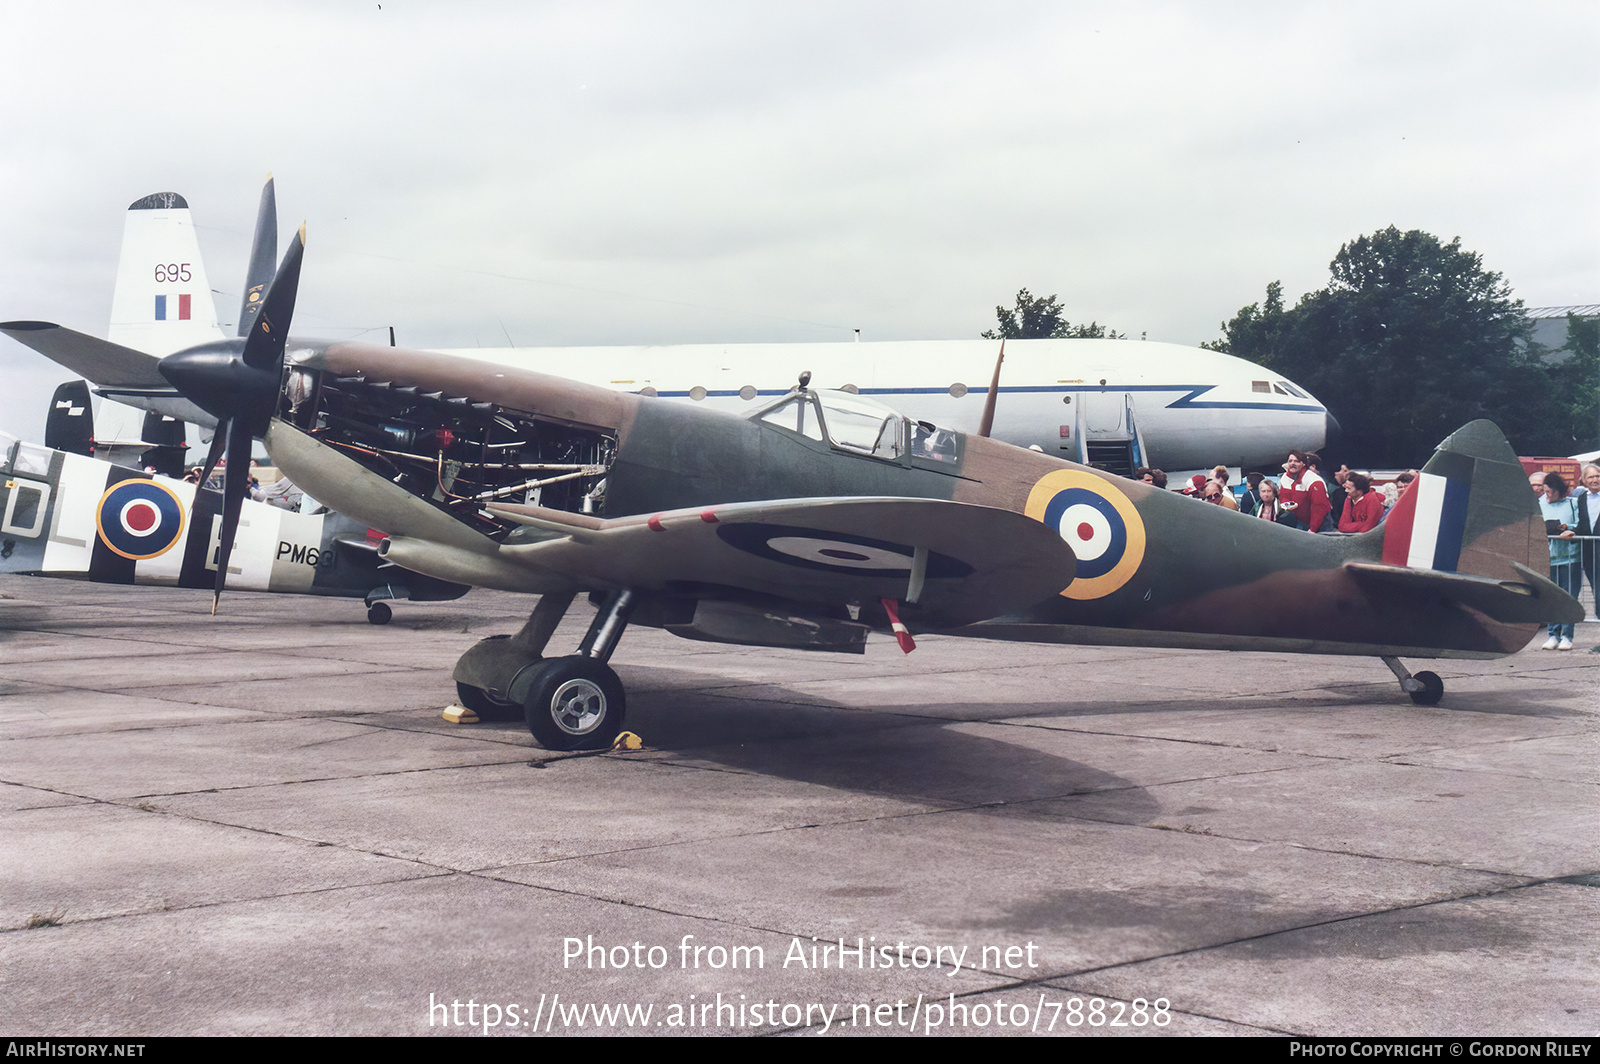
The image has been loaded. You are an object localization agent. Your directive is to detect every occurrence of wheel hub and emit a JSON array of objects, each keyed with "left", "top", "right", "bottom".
[{"left": 550, "top": 678, "right": 607, "bottom": 735}]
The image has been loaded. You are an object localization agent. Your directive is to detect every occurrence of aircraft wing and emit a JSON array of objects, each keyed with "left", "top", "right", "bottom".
[
  {"left": 1, "top": 320, "right": 214, "bottom": 427},
  {"left": 2, "top": 321, "right": 169, "bottom": 389},
  {"left": 1342, "top": 560, "right": 1585, "bottom": 625},
  {"left": 478, "top": 496, "right": 1078, "bottom": 628}
]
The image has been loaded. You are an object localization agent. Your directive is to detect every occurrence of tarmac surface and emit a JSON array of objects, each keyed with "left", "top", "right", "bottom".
[{"left": 1, "top": 573, "right": 1596, "bottom": 1038}]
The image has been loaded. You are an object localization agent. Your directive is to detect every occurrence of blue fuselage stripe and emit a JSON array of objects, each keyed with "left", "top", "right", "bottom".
[{"left": 647, "top": 384, "right": 1324, "bottom": 414}]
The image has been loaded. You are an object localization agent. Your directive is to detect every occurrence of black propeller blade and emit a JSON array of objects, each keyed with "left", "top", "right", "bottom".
[
  {"left": 159, "top": 219, "right": 305, "bottom": 613},
  {"left": 238, "top": 175, "right": 278, "bottom": 338}
]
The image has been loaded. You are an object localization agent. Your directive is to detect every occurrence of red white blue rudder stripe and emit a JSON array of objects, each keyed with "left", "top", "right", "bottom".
[{"left": 1381, "top": 464, "right": 1472, "bottom": 572}]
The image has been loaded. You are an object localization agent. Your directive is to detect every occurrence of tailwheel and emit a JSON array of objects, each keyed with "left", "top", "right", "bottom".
[
  {"left": 366, "top": 601, "right": 392, "bottom": 625},
  {"left": 1408, "top": 670, "right": 1444, "bottom": 706},
  {"left": 523, "top": 656, "right": 626, "bottom": 751},
  {"left": 455, "top": 681, "right": 523, "bottom": 722},
  {"left": 1382, "top": 656, "right": 1445, "bottom": 707}
]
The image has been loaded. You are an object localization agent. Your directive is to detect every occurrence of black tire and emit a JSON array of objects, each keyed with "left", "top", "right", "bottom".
[
  {"left": 367, "top": 601, "right": 392, "bottom": 625},
  {"left": 523, "top": 656, "right": 626, "bottom": 751},
  {"left": 455, "top": 681, "right": 523, "bottom": 722},
  {"left": 1409, "top": 670, "right": 1444, "bottom": 706}
]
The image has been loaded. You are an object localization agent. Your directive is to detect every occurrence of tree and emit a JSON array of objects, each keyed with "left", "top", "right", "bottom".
[
  {"left": 1201, "top": 280, "right": 1286, "bottom": 359},
  {"left": 983, "top": 289, "right": 1123, "bottom": 340},
  {"left": 1207, "top": 227, "right": 1567, "bottom": 466},
  {"left": 1549, "top": 312, "right": 1600, "bottom": 455}
]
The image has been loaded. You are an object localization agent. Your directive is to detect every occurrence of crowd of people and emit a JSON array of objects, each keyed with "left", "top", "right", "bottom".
[
  {"left": 1133, "top": 451, "right": 1417, "bottom": 534},
  {"left": 1130, "top": 455, "right": 1600, "bottom": 650}
]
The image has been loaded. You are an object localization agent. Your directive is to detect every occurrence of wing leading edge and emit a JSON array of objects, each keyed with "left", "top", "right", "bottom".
[{"left": 411, "top": 496, "right": 1079, "bottom": 629}]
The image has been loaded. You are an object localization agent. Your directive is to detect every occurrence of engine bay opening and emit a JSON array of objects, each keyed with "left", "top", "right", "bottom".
[{"left": 283, "top": 368, "right": 615, "bottom": 538}]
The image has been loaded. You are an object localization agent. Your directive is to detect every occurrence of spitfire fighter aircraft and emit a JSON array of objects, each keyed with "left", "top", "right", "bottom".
[{"left": 3, "top": 202, "right": 1582, "bottom": 751}]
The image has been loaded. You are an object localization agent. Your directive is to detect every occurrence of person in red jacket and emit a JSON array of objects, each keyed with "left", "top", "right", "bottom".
[
  {"left": 1338, "top": 471, "right": 1384, "bottom": 532},
  {"left": 1278, "top": 451, "right": 1330, "bottom": 532}
]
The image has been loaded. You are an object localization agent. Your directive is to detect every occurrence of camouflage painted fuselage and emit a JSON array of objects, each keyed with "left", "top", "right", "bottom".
[{"left": 280, "top": 342, "right": 1553, "bottom": 661}]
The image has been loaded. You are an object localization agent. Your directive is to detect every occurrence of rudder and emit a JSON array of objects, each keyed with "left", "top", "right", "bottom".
[{"left": 1380, "top": 420, "right": 1544, "bottom": 582}]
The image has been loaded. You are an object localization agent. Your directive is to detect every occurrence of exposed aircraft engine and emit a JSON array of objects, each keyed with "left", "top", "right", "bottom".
[{"left": 281, "top": 368, "right": 616, "bottom": 540}]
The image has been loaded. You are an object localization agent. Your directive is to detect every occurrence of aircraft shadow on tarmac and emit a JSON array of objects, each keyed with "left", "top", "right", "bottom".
[
  {"left": 469, "top": 661, "right": 1164, "bottom": 825},
  {"left": 492, "top": 657, "right": 1583, "bottom": 825}
]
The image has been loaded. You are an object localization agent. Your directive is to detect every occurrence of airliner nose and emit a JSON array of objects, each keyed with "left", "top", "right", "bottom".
[{"left": 1324, "top": 410, "right": 1343, "bottom": 447}]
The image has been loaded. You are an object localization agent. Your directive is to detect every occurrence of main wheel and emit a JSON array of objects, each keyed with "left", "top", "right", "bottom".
[
  {"left": 366, "top": 601, "right": 392, "bottom": 625},
  {"left": 523, "top": 656, "right": 626, "bottom": 751},
  {"left": 455, "top": 681, "right": 523, "bottom": 722},
  {"left": 1408, "top": 670, "right": 1444, "bottom": 706}
]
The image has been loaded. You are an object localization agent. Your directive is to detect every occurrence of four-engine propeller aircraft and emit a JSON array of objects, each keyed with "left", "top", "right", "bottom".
[{"left": 2, "top": 185, "right": 1582, "bottom": 751}]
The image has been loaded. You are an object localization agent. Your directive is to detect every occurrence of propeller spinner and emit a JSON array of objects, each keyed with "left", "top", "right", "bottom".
[{"left": 158, "top": 181, "right": 304, "bottom": 614}]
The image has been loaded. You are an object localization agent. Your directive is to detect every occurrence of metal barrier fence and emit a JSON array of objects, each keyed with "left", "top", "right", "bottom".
[{"left": 1549, "top": 534, "right": 1597, "bottom": 619}]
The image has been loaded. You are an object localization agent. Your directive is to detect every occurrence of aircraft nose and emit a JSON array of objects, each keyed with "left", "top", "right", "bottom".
[{"left": 1324, "top": 410, "right": 1343, "bottom": 447}]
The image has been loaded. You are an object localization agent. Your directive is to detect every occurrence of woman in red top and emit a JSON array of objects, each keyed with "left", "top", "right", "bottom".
[{"left": 1338, "top": 471, "right": 1384, "bottom": 532}]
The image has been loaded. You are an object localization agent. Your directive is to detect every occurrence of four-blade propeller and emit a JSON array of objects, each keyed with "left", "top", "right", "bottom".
[{"left": 157, "top": 177, "right": 303, "bottom": 613}]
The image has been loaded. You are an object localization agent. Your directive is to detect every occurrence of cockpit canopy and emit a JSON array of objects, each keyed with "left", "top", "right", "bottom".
[{"left": 751, "top": 389, "right": 959, "bottom": 465}]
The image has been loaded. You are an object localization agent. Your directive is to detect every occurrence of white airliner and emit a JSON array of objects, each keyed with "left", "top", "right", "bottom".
[
  {"left": 11, "top": 186, "right": 1333, "bottom": 476},
  {"left": 434, "top": 338, "right": 1331, "bottom": 473}
]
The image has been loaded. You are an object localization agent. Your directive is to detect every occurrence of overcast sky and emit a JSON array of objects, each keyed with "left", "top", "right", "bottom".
[{"left": 2, "top": 0, "right": 1596, "bottom": 444}]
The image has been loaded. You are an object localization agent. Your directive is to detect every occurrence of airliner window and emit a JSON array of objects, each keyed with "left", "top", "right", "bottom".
[
  {"left": 1277, "top": 381, "right": 1309, "bottom": 399},
  {"left": 758, "top": 394, "right": 824, "bottom": 441},
  {"left": 815, "top": 391, "right": 904, "bottom": 459}
]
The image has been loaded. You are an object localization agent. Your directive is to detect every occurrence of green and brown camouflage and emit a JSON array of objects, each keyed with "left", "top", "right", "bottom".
[{"left": 271, "top": 341, "right": 1573, "bottom": 663}]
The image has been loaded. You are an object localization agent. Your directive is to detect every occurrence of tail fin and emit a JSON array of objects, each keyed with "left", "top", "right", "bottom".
[
  {"left": 39, "top": 376, "right": 186, "bottom": 473},
  {"left": 107, "top": 192, "right": 225, "bottom": 355},
  {"left": 44, "top": 380, "right": 94, "bottom": 456},
  {"left": 98, "top": 192, "right": 225, "bottom": 464},
  {"left": 1379, "top": 420, "right": 1543, "bottom": 582},
  {"left": 1347, "top": 420, "right": 1580, "bottom": 626}
]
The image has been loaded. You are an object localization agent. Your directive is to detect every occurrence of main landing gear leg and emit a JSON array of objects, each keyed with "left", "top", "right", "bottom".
[
  {"left": 450, "top": 589, "right": 638, "bottom": 751},
  {"left": 451, "top": 590, "right": 577, "bottom": 721},
  {"left": 519, "top": 590, "right": 637, "bottom": 751},
  {"left": 1381, "top": 656, "right": 1444, "bottom": 706}
]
